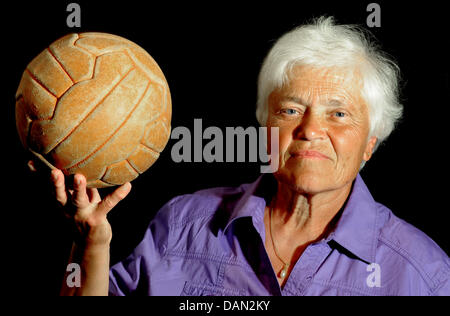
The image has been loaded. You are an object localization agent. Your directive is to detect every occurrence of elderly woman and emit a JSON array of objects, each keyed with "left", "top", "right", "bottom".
[{"left": 47, "top": 17, "right": 448, "bottom": 296}]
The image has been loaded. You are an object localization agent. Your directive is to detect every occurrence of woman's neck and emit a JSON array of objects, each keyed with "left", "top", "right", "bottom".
[{"left": 270, "top": 180, "right": 352, "bottom": 243}]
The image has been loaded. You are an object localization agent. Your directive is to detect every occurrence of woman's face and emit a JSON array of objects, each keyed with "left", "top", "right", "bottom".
[{"left": 266, "top": 66, "right": 377, "bottom": 194}]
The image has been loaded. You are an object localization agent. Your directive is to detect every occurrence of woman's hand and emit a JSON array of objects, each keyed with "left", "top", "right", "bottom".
[
  {"left": 28, "top": 160, "right": 132, "bottom": 247},
  {"left": 55, "top": 169, "right": 132, "bottom": 247}
]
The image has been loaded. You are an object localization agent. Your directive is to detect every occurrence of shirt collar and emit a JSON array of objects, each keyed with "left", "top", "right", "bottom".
[
  {"left": 222, "top": 173, "right": 379, "bottom": 263},
  {"left": 324, "top": 174, "right": 378, "bottom": 263},
  {"left": 222, "top": 174, "right": 276, "bottom": 237}
]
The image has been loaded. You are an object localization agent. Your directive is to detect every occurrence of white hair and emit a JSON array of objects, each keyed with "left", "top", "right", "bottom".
[{"left": 256, "top": 16, "right": 403, "bottom": 155}]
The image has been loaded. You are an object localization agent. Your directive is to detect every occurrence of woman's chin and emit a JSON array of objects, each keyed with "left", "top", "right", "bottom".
[{"left": 274, "top": 168, "right": 330, "bottom": 195}]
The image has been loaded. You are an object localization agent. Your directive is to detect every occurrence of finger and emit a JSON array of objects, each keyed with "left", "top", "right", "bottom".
[
  {"left": 87, "top": 187, "right": 101, "bottom": 204},
  {"left": 27, "top": 154, "right": 52, "bottom": 174},
  {"left": 97, "top": 182, "right": 132, "bottom": 216},
  {"left": 51, "top": 169, "right": 68, "bottom": 206},
  {"left": 71, "top": 174, "right": 90, "bottom": 208},
  {"left": 27, "top": 160, "right": 37, "bottom": 172}
]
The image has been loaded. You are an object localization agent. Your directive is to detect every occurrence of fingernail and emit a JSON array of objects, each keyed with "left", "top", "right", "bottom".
[
  {"left": 51, "top": 170, "right": 58, "bottom": 181},
  {"left": 75, "top": 176, "right": 81, "bottom": 185},
  {"left": 28, "top": 161, "right": 36, "bottom": 172}
]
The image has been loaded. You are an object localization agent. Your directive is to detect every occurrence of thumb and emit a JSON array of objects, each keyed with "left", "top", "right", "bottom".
[{"left": 97, "top": 182, "right": 132, "bottom": 216}]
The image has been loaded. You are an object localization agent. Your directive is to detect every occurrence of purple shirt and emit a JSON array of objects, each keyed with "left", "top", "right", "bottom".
[{"left": 109, "top": 174, "right": 449, "bottom": 296}]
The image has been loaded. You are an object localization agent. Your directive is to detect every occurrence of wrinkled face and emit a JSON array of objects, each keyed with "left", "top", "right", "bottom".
[{"left": 267, "top": 66, "right": 377, "bottom": 194}]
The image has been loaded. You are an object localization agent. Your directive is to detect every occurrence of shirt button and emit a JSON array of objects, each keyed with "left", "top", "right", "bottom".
[{"left": 306, "top": 276, "right": 313, "bottom": 281}]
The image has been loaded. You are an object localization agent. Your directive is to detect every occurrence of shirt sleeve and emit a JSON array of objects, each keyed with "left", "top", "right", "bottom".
[{"left": 108, "top": 198, "right": 174, "bottom": 296}]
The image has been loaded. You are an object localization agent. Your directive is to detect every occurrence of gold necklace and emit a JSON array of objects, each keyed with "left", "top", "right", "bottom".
[{"left": 269, "top": 207, "right": 290, "bottom": 279}]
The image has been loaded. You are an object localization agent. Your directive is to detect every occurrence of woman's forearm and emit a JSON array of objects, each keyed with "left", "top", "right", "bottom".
[{"left": 60, "top": 242, "right": 110, "bottom": 296}]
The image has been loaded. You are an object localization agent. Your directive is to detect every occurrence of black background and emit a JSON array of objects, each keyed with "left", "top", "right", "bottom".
[{"left": 2, "top": 0, "right": 449, "bottom": 295}]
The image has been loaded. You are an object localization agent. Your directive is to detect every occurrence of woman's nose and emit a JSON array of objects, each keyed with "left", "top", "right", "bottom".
[{"left": 294, "top": 110, "right": 326, "bottom": 141}]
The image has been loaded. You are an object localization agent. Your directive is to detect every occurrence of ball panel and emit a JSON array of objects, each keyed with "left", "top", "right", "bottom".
[
  {"left": 127, "top": 144, "right": 159, "bottom": 174},
  {"left": 126, "top": 47, "right": 166, "bottom": 87},
  {"left": 51, "top": 68, "right": 150, "bottom": 169},
  {"left": 139, "top": 81, "right": 165, "bottom": 123},
  {"left": 75, "top": 33, "right": 130, "bottom": 56},
  {"left": 27, "top": 49, "right": 73, "bottom": 98},
  {"left": 142, "top": 113, "right": 171, "bottom": 153},
  {"left": 86, "top": 179, "right": 114, "bottom": 188},
  {"left": 140, "top": 80, "right": 171, "bottom": 153},
  {"left": 30, "top": 52, "right": 134, "bottom": 154},
  {"left": 49, "top": 33, "right": 96, "bottom": 83},
  {"left": 79, "top": 32, "right": 128, "bottom": 41},
  {"left": 101, "top": 160, "right": 139, "bottom": 185},
  {"left": 15, "top": 71, "right": 57, "bottom": 120}
]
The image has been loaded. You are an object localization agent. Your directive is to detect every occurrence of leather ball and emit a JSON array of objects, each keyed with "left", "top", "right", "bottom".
[{"left": 15, "top": 32, "right": 171, "bottom": 187}]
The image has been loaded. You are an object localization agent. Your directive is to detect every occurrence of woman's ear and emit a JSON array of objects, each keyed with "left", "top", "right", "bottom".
[{"left": 363, "top": 136, "right": 378, "bottom": 162}]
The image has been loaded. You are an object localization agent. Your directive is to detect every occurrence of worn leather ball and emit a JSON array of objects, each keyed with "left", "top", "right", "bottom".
[{"left": 15, "top": 32, "right": 171, "bottom": 187}]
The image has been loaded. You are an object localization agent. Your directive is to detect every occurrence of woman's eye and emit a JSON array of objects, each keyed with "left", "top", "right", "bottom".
[
  {"left": 334, "top": 111, "right": 346, "bottom": 118},
  {"left": 282, "top": 109, "right": 299, "bottom": 115}
]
